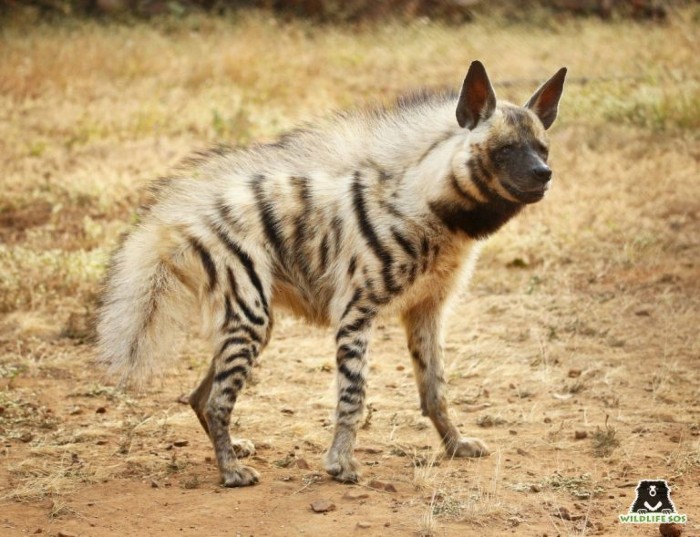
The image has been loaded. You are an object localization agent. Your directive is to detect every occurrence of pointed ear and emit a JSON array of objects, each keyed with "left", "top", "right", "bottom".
[
  {"left": 456, "top": 61, "right": 497, "bottom": 130},
  {"left": 525, "top": 67, "right": 567, "bottom": 130}
]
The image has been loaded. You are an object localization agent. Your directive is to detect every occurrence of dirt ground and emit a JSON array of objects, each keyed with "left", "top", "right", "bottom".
[{"left": 1, "top": 7, "right": 699, "bottom": 537}]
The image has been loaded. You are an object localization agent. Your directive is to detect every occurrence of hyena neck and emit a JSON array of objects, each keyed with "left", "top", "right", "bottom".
[{"left": 428, "top": 197, "right": 523, "bottom": 240}]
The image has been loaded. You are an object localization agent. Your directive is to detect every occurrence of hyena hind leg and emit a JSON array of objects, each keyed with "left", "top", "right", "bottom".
[
  {"left": 191, "top": 273, "right": 272, "bottom": 487},
  {"left": 402, "top": 304, "right": 490, "bottom": 459},
  {"left": 189, "top": 360, "right": 256, "bottom": 459}
]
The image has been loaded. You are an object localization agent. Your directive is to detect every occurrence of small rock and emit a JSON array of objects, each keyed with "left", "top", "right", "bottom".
[
  {"left": 173, "top": 440, "right": 189, "bottom": 447},
  {"left": 516, "top": 448, "right": 530, "bottom": 456},
  {"left": 151, "top": 480, "right": 160, "bottom": 488},
  {"left": 343, "top": 490, "right": 370, "bottom": 500},
  {"left": 552, "top": 506, "right": 572, "bottom": 520},
  {"left": 281, "top": 408, "right": 295, "bottom": 415},
  {"left": 367, "top": 479, "right": 397, "bottom": 492},
  {"left": 95, "top": 439, "right": 108, "bottom": 446},
  {"left": 33, "top": 529, "right": 42, "bottom": 534},
  {"left": 357, "top": 521, "right": 371, "bottom": 529},
  {"left": 396, "top": 365, "right": 405, "bottom": 371},
  {"left": 568, "top": 368, "right": 582, "bottom": 378},
  {"left": 19, "top": 432, "right": 33, "bottom": 443},
  {"left": 574, "top": 430, "right": 588, "bottom": 440},
  {"left": 295, "top": 458, "right": 310, "bottom": 470},
  {"left": 310, "top": 499, "right": 336, "bottom": 513},
  {"left": 57, "top": 532, "right": 77, "bottom": 537},
  {"left": 95, "top": 406, "right": 107, "bottom": 414},
  {"left": 530, "top": 484, "right": 541, "bottom": 493},
  {"left": 543, "top": 417, "right": 552, "bottom": 424},
  {"left": 384, "top": 522, "right": 391, "bottom": 527},
  {"left": 659, "top": 523, "right": 683, "bottom": 537},
  {"left": 669, "top": 434, "right": 681, "bottom": 443}
]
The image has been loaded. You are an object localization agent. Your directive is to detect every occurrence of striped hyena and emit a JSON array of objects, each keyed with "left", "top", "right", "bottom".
[{"left": 97, "top": 61, "right": 566, "bottom": 486}]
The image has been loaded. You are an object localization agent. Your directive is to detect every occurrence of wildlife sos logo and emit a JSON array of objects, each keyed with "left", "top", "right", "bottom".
[{"left": 619, "top": 480, "right": 687, "bottom": 524}]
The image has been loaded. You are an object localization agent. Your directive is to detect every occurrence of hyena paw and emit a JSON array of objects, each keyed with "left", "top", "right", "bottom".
[
  {"left": 221, "top": 465, "right": 260, "bottom": 487},
  {"left": 231, "top": 438, "right": 256, "bottom": 458},
  {"left": 324, "top": 452, "right": 361, "bottom": 483},
  {"left": 447, "top": 437, "right": 490, "bottom": 458}
]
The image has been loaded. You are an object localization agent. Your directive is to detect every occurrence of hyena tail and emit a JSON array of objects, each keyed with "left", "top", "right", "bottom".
[{"left": 97, "top": 221, "right": 198, "bottom": 388}]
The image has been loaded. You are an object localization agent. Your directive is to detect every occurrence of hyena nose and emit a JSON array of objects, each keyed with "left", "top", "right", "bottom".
[{"left": 532, "top": 165, "right": 552, "bottom": 184}]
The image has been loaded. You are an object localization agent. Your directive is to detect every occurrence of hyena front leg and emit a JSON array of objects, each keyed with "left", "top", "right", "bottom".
[
  {"left": 325, "top": 293, "right": 376, "bottom": 483},
  {"left": 402, "top": 303, "right": 489, "bottom": 458},
  {"left": 190, "top": 265, "right": 272, "bottom": 487}
]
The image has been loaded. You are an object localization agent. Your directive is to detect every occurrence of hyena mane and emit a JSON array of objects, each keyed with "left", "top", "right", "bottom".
[{"left": 97, "top": 61, "right": 567, "bottom": 486}]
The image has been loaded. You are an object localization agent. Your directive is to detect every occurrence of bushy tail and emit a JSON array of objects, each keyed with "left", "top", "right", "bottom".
[{"left": 97, "top": 221, "right": 195, "bottom": 387}]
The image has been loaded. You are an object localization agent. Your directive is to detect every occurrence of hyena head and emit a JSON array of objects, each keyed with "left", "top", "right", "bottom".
[{"left": 453, "top": 61, "right": 567, "bottom": 205}]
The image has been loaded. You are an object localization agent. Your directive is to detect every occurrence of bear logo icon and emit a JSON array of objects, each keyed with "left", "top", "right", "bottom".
[{"left": 630, "top": 480, "right": 676, "bottom": 515}]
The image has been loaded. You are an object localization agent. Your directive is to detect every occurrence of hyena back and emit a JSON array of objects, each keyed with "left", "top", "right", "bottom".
[{"left": 97, "top": 61, "right": 566, "bottom": 486}]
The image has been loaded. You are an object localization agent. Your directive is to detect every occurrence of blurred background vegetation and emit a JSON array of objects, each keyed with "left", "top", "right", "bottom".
[{"left": 0, "top": 0, "right": 682, "bottom": 23}]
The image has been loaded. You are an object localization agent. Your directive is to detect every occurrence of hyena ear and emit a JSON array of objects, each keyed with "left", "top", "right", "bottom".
[
  {"left": 456, "top": 61, "right": 497, "bottom": 130},
  {"left": 525, "top": 67, "right": 567, "bottom": 130}
]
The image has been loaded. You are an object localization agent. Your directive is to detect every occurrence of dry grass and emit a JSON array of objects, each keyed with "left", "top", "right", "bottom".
[{"left": 1, "top": 6, "right": 699, "bottom": 536}]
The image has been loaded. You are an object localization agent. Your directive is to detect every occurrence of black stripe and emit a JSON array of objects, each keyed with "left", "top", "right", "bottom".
[
  {"left": 188, "top": 237, "right": 217, "bottom": 291},
  {"left": 226, "top": 268, "right": 266, "bottom": 327},
  {"left": 212, "top": 209, "right": 269, "bottom": 312},
  {"left": 214, "top": 365, "right": 248, "bottom": 384},
  {"left": 290, "top": 176, "right": 313, "bottom": 281},
  {"left": 450, "top": 173, "right": 480, "bottom": 205},
  {"left": 340, "top": 288, "right": 363, "bottom": 321},
  {"left": 223, "top": 295, "right": 239, "bottom": 327},
  {"left": 319, "top": 233, "right": 329, "bottom": 274},
  {"left": 230, "top": 323, "right": 263, "bottom": 344},
  {"left": 391, "top": 227, "right": 417, "bottom": 259},
  {"left": 338, "top": 344, "right": 362, "bottom": 360},
  {"left": 428, "top": 199, "right": 522, "bottom": 239},
  {"left": 338, "top": 362, "right": 363, "bottom": 384},
  {"left": 339, "top": 394, "right": 361, "bottom": 405},
  {"left": 219, "top": 336, "right": 249, "bottom": 355},
  {"left": 336, "top": 316, "right": 372, "bottom": 342},
  {"left": 341, "top": 384, "right": 365, "bottom": 396},
  {"left": 351, "top": 172, "right": 400, "bottom": 294},
  {"left": 468, "top": 154, "right": 499, "bottom": 202},
  {"left": 251, "top": 175, "right": 288, "bottom": 267},
  {"left": 348, "top": 256, "right": 357, "bottom": 277}
]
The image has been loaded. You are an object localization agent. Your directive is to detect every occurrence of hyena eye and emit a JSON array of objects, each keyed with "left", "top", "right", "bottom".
[
  {"left": 535, "top": 142, "right": 549, "bottom": 160},
  {"left": 494, "top": 143, "right": 515, "bottom": 163}
]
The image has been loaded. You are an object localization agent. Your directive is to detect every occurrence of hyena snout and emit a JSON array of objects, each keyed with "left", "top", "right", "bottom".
[{"left": 530, "top": 164, "right": 552, "bottom": 184}]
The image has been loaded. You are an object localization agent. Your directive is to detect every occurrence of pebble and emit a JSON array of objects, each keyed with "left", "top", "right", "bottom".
[
  {"left": 659, "top": 523, "right": 683, "bottom": 537},
  {"left": 310, "top": 500, "right": 336, "bottom": 513},
  {"left": 295, "top": 458, "right": 310, "bottom": 470},
  {"left": 343, "top": 490, "right": 370, "bottom": 500},
  {"left": 173, "top": 440, "right": 189, "bottom": 447},
  {"left": 574, "top": 430, "right": 588, "bottom": 440},
  {"left": 357, "top": 521, "right": 371, "bottom": 529},
  {"left": 367, "top": 479, "right": 397, "bottom": 492}
]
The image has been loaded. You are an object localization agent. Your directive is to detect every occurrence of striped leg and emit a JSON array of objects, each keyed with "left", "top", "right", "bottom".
[
  {"left": 190, "top": 262, "right": 272, "bottom": 487},
  {"left": 402, "top": 303, "right": 489, "bottom": 458},
  {"left": 325, "top": 293, "right": 376, "bottom": 483}
]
